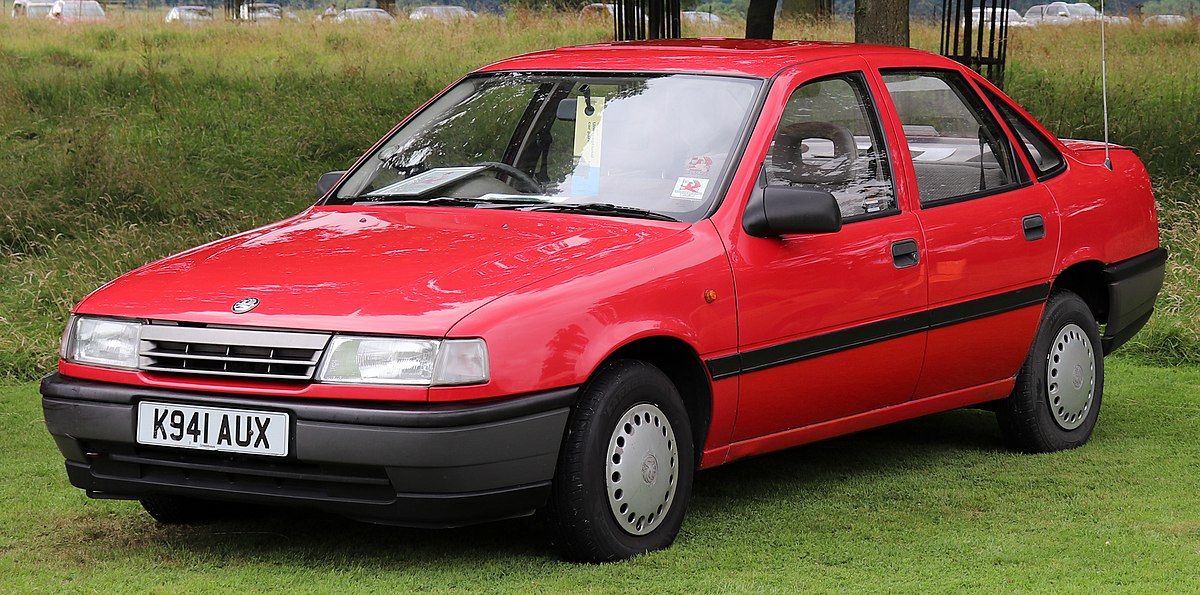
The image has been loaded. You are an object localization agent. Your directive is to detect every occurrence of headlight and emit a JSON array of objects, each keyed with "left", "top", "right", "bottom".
[
  {"left": 65, "top": 316, "right": 142, "bottom": 370},
  {"left": 316, "top": 336, "right": 488, "bottom": 386}
]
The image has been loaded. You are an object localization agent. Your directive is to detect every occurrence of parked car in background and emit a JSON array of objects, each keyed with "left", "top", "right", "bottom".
[
  {"left": 335, "top": 7, "right": 396, "bottom": 23},
  {"left": 48, "top": 0, "right": 106, "bottom": 22},
  {"left": 12, "top": 0, "right": 55, "bottom": 18},
  {"left": 164, "top": 5, "right": 213, "bottom": 23},
  {"left": 1024, "top": 2, "right": 1071, "bottom": 24},
  {"left": 681, "top": 10, "right": 722, "bottom": 25},
  {"left": 239, "top": 2, "right": 297, "bottom": 21},
  {"left": 1144, "top": 13, "right": 1187, "bottom": 25},
  {"left": 42, "top": 40, "right": 1165, "bottom": 563},
  {"left": 969, "top": 7, "right": 1032, "bottom": 28},
  {"left": 408, "top": 5, "right": 475, "bottom": 20}
]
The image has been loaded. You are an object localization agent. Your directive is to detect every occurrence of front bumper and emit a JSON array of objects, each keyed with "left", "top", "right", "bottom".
[{"left": 41, "top": 373, "right": 575, "bottom": 528}]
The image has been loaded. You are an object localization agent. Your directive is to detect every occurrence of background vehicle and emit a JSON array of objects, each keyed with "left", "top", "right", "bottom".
[
  {"left": 1025, "top": 2, "right": 1071, "bottom": 24},
  {"left": 238, "top": 2, "right": 298, "bottom": 21},
  {"left": 969, "top": 7, "right": 1031, "bottom": 28},
  {"left": 334, "top": 7, "right": 396, "bottom": 23},
  {"left": 408, "top": 5, "right": 475, "bottom": 20},
  {"left": 12, "top": 0, "right": 55, "bottom": 18},
  {"left": 164, "top": 5, "right": 213, "bottom": 23},
  {"left": 42, "top": 41, "right": 1164, "bottom": 563},
  {"left": 47, "top": 0, "right": 106, "bottom": 22},
  {"left": 1145, "top": 14, "right": 1187, "bottom": 25},
  {"left": 681, "top": 10, "right": 722, "bottom": 25}
]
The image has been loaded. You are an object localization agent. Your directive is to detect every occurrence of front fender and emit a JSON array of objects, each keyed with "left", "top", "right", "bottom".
[{"left": 432, "top": 219, "right": 737, "bottom": 402}]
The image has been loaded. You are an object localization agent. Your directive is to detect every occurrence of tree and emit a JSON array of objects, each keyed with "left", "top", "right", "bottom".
[
  {"left": 854, "top": 0, "right": 909, "bottom": 46},
  {"left": 781, "top": 0, "right": 832, "bottom": 19},
  {"left": 745, "top": 0, "right": 775, "bottom": 38}
]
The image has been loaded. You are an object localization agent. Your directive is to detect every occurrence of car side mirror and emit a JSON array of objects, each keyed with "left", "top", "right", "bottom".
[
  {"left": 316, "top": 171, "right": 346, "bottom": 199},
  {"left": 742, "top": 184, "right": 842, "bottom": 237}
]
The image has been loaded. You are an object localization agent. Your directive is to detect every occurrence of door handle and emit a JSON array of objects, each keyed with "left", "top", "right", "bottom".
[
  {"left": 890, "top": 238, "right": 920, "bottom": 269},
  {"left": 1022, "top": 214, "right": 1046, "bottom": 241}
]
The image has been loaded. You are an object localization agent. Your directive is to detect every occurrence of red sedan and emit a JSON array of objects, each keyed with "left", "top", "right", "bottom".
[{"left": 43, "top": 40, "right": 1165, "bottom": 561}]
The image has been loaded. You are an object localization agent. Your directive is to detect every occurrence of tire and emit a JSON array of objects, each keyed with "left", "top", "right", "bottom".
[
  {"left": 545, "top": 359, "right": 695, "bottom": 563},
  {"left": 996, "top": 290, "right": 1104, "bottom": 453},
  {"left": 140, "top": 494, "right": 237, "bottom": 525}
]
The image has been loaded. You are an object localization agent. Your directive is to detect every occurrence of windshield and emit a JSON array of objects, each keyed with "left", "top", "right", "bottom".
[
  {"left": 28, "top": 4, "right": 53, "bottom": 15},
  {"left": 330, "top": 72, "right": 762, "bottom": 222}
]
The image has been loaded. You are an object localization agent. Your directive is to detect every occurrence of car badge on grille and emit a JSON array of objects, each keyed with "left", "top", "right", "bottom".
[{"left": 231, "top": 298, "right": 260, "bottom": 314}]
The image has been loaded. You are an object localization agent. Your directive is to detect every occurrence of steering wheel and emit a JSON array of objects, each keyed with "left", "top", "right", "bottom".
[
  {"left": 771, "top": 122, "right": 858, "bottom": 185},
  {"left": 474, "top": 161, "right": 542, "bottom": 194}
]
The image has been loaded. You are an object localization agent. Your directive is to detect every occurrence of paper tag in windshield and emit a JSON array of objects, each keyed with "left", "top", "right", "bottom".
[
  {"left": 365, "top": 166, "right": 485, "bottom": 197},
  {"left": 573, "top": 97, "right": 604, "bottom": 166},
  {"left": 671, "top": 177, "right": 709, "bottom": 200}
]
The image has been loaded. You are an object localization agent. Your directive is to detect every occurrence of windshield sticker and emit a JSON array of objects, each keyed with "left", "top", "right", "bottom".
[
  {"left": 571, "top": 166, "right": 601, "bottom": 197},
  {"left": 364, "top": 166, "right": 486, "bottom": 197},
  {"left": 686, "top": 155, "right": 713, "bottom": 175},
  {"left": 671, "top": 177, "right": 709, "bottom": 201},
  {"left": 573, "top": 96, "right": 604, "bottom": 167}
]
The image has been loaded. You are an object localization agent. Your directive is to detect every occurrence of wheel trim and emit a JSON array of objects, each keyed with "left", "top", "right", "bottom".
[
  {"left": 1046, "top": 322, "right": 1095, "bottom": 430},
  {"left": 605, "top": 403, "right": 679, "bottom": 536}
]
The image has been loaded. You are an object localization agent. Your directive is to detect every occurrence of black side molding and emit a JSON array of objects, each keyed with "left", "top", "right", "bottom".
[
  {"left": 1101, "top": 247, "right": 1168, "bottom": 354},
  {"left": 707, "top": 283, "right": 1050, "bottom": 380}
]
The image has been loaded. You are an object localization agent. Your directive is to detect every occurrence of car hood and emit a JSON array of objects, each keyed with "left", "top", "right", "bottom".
[{"left": 76, "top": 206, "right": 686, "bottom": 336}]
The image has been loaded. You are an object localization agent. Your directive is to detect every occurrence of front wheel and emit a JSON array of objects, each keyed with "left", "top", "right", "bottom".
[
  {"left": 996, "top": 290, "right": 1104, "bottom": 453},
  {"left": 544, "top": 359, "right": 694, "bottom": 562}
]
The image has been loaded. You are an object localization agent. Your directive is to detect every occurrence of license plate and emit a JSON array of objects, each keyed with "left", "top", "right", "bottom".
[{"left": 136, "top": 401, "right": 289, "bottom": 457}]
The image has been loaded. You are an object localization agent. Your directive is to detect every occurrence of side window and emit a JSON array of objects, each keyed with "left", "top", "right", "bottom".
[
  {"left": 981, "top": 88, "right": 1065, "bottom": 180},
  {"left": 881, "top": 70, "right": 1024, "bottom": 206},
  {"left": 765, "top": 73, "right": 896, "bottom": 222}
]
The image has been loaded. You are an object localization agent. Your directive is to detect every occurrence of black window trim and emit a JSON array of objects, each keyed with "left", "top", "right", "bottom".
[
  {"left": 977, "top": 86, "right": 1068, "bottom": 183},
  {"left": 770, "top": 69, "right": 902, "bottom": 225},
  {"left": 880, "top": 67, "right": 1030, "bottom": 210}
]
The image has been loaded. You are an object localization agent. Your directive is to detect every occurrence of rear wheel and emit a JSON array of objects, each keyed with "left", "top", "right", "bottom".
[
  {"left": 545, "top": 359, "right": 694, "bottom": 562},
  {"left": 997, "top": 290, "right": 1104, "bottom": 453}
]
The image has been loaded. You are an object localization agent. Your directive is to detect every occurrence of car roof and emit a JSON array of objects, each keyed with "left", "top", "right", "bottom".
[{"left": 478, "top": 39, "right": 947, "bottom": 78}]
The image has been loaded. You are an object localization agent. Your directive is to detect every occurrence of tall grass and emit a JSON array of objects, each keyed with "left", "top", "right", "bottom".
[{"left": 0, "top": 16, "right": 1196, "bottom": 380}]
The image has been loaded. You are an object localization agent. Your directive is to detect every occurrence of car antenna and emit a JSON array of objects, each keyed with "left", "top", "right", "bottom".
[{"left": 1100, "top": 0, "right": 1112, "bottom": 170}]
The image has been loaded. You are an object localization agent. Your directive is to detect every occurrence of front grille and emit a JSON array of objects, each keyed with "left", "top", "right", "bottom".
[
  {"left": 139, "top": 324, "right": 331, "bottom": 381},
  {"left": 84, "top": 441, "right": 396, "bottom": 504}
]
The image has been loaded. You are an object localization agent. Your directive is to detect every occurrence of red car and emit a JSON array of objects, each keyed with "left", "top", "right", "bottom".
[{"left": 43, "top": 40, "right": 1165, "bottom": 562}]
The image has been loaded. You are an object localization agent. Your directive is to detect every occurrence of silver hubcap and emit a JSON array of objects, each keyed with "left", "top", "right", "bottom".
[
  {"left": 606, "top": 403, "right": 678, "bottom": 536},
  {"left": 1046, "top": 323, "right": 1095, "bottom": 430}
]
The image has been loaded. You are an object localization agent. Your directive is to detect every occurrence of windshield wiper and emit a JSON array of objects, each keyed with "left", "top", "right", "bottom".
[
  {"left": 518, "top": 203, "right": 680, "bottom": 222},
  {"left": 351, "top": 196, "right": 545, "bottom": 207}
]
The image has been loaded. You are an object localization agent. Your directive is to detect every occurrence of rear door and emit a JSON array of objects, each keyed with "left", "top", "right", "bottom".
[{"left": 871, "top": 61, "right": 1059, "bottom": 399}]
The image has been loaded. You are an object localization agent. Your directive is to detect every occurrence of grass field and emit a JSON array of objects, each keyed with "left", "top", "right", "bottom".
[
  {"left": 0, "top": 13, "right": 1198, "bottom": 589},
  {"left": 2, "top": 359, "right": 1198, "bottom": 590}
]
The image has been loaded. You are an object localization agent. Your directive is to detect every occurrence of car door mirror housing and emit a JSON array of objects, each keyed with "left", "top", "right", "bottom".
[
  {"left": 743, "top": 184, "right": 843, "bottom": 237},
  {"left": 316, "top": 171, "right": 347, "bottom": 199}
]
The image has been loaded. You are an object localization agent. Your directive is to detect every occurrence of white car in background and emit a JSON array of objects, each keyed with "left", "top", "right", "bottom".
[
  {"left": 1144, "top": 14, "right": 1187, "bottom": 25},
  {"left": 12, "top": 0, "right": 55, "bottom": 18},
  {"left": 408, "top": 5, "right": 476, "bottom": 20},
  {"left": 239, "top": 2, "right": 298, "bottom": 21},
  {"left": 335, "top": 7, "right": 396, "bottom": 23},
  {"left": 681, "top": 10, "right": 722, "bottom": 25},
  {"left": 1024, "top": 2, "right": 1072, "bottom": 24},
  {"left": 165, "top": 5, "right": 214, "bottom": 23},
  {"left": 969, "top": 7, "right": 1032, "bottom": 28}
]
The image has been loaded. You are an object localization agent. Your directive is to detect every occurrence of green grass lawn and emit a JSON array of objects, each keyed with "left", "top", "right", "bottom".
[{"left": 3, "top": 358, "right": 1197, "bottom": 591}]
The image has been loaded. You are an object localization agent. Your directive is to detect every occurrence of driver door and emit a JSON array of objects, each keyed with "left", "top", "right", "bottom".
[{"left": 727, "top": 60, "right": 929, "bottom": 443}]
